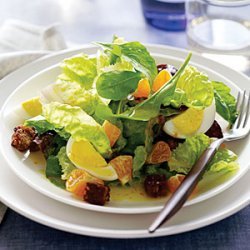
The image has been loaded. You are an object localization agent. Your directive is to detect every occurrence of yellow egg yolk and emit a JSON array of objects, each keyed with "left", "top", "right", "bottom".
[
  {"left": 172, "top": 108, "right": 204, "bottom": 136},
  {"left": 69, "top": 140, "right": 107, "bottom": 168}
]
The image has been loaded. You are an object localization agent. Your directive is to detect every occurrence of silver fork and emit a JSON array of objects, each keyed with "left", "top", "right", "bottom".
[{"left": 149, "top": 90, "right": 250, "bottom": 233}]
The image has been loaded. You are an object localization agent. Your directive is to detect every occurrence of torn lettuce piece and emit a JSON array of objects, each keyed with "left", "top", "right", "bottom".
[
  {"left": 61, "top": 53, "right": 97, "bottom": 89},
  {"left": 97, "top": 41, "right": 158, "bottom": 83},
  {"left": 165, "top": 66, "right": 214, "bottom": 109},
  {"left": 57, "top": 146, "right": 76, "bottom": 180},
  {"left": 212, "top": 81, "right": 237, "bottom": 125},
  {"left": 144, "top": 164, "right": 173, "bottom": 179},
  {"left": 121, "top": 118, "right": 156, "bottom": 154},
  {"left": 96, "top": 49, "right": 134, "bottom": 74},
  {"left": 207, "top": 148, "right": 239, "bottom": 172},
  {"left": 53, "top": 79, "right": 102, "bottom": 115},
  {"left": 133, "top": 146, "right": 147, "bottom": 179},
  {"left": 46, "top": 155, "right": 66, "bottom": 189},
  {"left": 24, "top": 115, "right": 70, "bottom": 139},
  {"left": 42, "top": 102, "right": 111, "bottom": 156},
  {"left": 168, "top": 134, "right": 211, "bottom": 174}
]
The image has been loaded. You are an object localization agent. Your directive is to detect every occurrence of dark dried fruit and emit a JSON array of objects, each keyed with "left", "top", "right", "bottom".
[
  {"left": 157, "top": 64, "right": 178, "bottom": 76},
  {"left": 84, "top": 183, "right": 110, "bottom": 206},
  {"left": 144, "top": 174, "right": 167, "bottom": 197},
  {"left": 205, "top": 120, "right": 223, "bottom": 139},
  {"left": 11, "top": 125, "right": 37, "bottom": 152}
]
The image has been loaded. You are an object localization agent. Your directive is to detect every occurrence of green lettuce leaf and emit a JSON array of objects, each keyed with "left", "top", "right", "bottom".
[
  {"left": 133, "top": 146, "right": 147, "bottom": 179},
  {"left": 61, "top": 54, "right": 97, "bottom": 89},
  {"left": 46, "top": 155, "right": 66, "bottom": 189},
  {"left": 97, "top": 41, "right": 157, "bottom": 83},
  {"left": 168, "top": 134, "right": 211, "bottom": 174},
  {"left": 57, "top": 146, "right": 76, "bottom": 180},
  {"left": 42, "top": 102, "right": 111, "bottom": 156},
  {"left": 166, "top": 66, "right": 214, "bottom": 109},
  {"left": 121, "top": 118, "right": 156, "bottom": 154},
  {"left": 96, "top": 70, "right": 144, "bottom": 100},
  {"left": 24, "top": 115, "right": 70, "bottom": 139},
  {"left": 116, "top": 53, "right": 192, "bottom": 121},
  {"left": 96, "top": 49, "right": 134, "bottom": 74},
  {"left": 144, "top": 164, "right": 173, "bottom": 179},
  {"left": 212, "top": 81, "right": 237, "bottom": 125},
  {"left": 208, "top": 148, "right": 239, "bottom": 172},
  {"left": 53, "top": 79, "right": 102, "bottom": 115}
]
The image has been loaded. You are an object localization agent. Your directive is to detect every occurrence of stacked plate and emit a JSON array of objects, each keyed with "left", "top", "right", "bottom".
[{"left": 0, "top": 45, "right": 249, "bottom": 238}]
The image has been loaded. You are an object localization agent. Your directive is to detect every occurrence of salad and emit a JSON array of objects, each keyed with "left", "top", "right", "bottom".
[{"left": 11, "top": 37, "right": 239, "bottom": 206}]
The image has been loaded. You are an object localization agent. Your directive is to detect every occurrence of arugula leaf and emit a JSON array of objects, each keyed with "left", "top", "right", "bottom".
[
  {"left": 57, "top": 146, "right": 76, "bottom": 180},
  {"left": 133, "top": 146, "right": 147, "bottom": 179},
  {"left": 97, "top": 41, "right": 157, "bottom": 83},
  {"left": 46, "top": 155, "right": 66, "bottom": 189},
  {"left": 61, "top": 54, "right": 97, "bottom": 90},
  {"left": 96, "top": 71, "right": 144, "bottom": 100},
  {"left": 212, "top": 81, "right": 237, "bottom": 125}
]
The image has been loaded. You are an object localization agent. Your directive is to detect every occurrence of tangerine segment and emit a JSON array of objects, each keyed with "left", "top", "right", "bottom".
[
  {"left": 102, "top": 120, "right": 121, "bottom": 147},
  {"left": 167, "top": 174, "right": 198, "bottom": 195},
  {"left": 66, "top": 169, "right": 103, "bottom": 197},
  {"left": 152, "top": 69, "right": 172, "bottom": 92},
  {"left": 109, "top": 155, "right": 133, "bottom": 185},
  {"left": 147, "top": 141, "right": 171, "bottom": 164},
  {"left": 133, "top": 78, "right": 151, "bottom": 98}
]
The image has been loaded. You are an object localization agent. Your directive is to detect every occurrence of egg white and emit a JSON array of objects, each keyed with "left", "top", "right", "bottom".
[
  {"left": 66, "top": 137, "right": 118, "bottom": 181},
  {"left": 163, "top": 101, "right": 216, "bottom": 139}
]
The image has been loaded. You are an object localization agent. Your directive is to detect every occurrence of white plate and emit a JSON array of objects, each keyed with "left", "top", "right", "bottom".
[{"left": 0, "top": 45, "right": 249, "bottom": 214}]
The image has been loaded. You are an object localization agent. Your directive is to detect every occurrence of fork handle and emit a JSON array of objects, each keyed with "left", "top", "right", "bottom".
[{"left": 148, "top": 139, "right": 224, "bottom": 233}]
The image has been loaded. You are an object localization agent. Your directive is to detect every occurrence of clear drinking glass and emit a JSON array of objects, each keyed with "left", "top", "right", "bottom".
[{"left": 186, "top": 0, "right": 250, "bottom": 55}]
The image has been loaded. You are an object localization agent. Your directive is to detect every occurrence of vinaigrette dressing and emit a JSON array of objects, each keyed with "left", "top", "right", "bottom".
[{"left": 27, "top": 151, "right": 237, "bottom": 203}]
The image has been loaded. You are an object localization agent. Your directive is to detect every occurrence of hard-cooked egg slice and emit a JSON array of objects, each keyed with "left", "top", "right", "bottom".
[
  {"left": 163, "top": 101, "right": 216, "bottom": 139},
  {"left": 66, "top": 137, "right": 118, "bottom": 181}
]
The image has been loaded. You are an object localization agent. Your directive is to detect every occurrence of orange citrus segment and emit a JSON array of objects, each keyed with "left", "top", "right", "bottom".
[
  {"left": 152, "top": 69, "right": 172, "bottom": 92},
  {"left": 133, "top": 78, "right": 151, "bottom": 98},
  {"left": 102, "top": 120, "right": 121, "bottom": 147},
  {"left": 147, "top": 141, "right": 171, "bottom": 164},
  {"left": 109, "top": 155, "right": 133, "bottom": 185},
  {"left": 66, "top": 169, "right": 103, "bottom": 197}
]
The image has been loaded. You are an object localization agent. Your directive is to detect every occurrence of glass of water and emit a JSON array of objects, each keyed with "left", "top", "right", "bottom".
[{"left": 186, "top": 0, "right": 250, "bottom": 55}]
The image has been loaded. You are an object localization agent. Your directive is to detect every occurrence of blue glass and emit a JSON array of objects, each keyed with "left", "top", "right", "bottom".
[{"left": 141, "top": 0, "right": 186, "bottom": 31}]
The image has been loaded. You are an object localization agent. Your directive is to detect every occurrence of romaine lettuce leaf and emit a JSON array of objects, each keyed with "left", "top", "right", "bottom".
[
  {"left": 53, "top": 79, "right": 101, "bottom": 115},
  {"left": 168, "top": 134, "right": 211, "bottom": 174},
  {"left": 212, "top": 81, "right": 237, "bottom": 125},
  {"left": 57, "top": 146, "right": 76, "bottom": 180},
  {"left": 208, "top": 148, "right": 239, "bottom": 172},
  {"left": 165, "top": 66, "right": 214, "bottom": 109},
  {"left": 42, "top": 102, "right": 111, "bottom": 156},
  {"left": 61, "top": 54, "right": 97, "bottom": 90}
]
